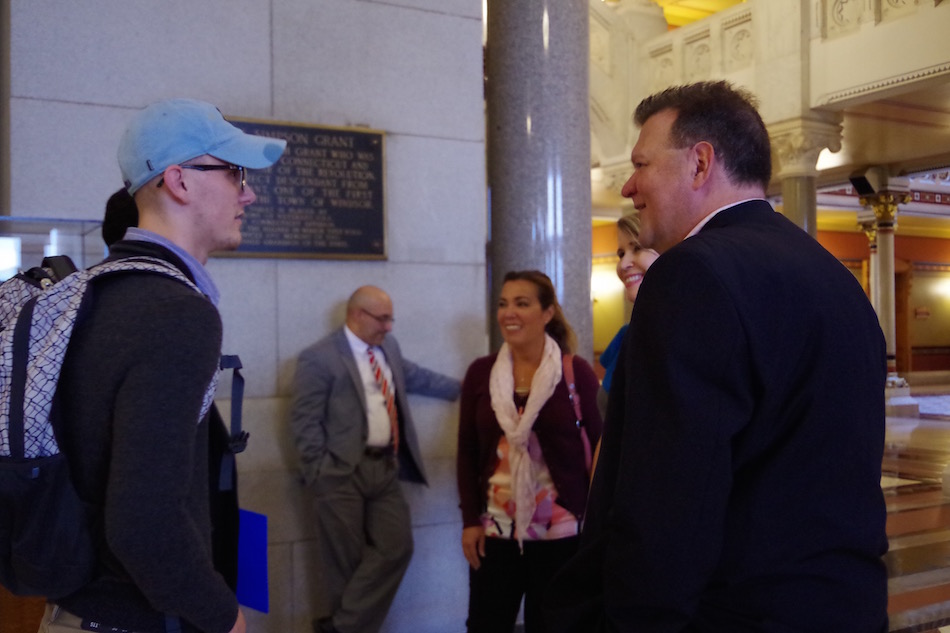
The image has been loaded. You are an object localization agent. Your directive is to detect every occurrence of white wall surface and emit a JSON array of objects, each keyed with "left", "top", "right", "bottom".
[{"left": 7, "top": 1, "right": 487, "bottom": 631}]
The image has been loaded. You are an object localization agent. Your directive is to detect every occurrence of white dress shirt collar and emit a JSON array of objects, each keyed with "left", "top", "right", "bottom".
[{"left": 684, "top": 198, "right": 766, "bottom": 241}]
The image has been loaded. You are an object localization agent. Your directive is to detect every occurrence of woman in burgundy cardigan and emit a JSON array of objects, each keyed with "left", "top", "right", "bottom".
[{"left": 457, "top": 270, "right": 603, "bottom": 633}]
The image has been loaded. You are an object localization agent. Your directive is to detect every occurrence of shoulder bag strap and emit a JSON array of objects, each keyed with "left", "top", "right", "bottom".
[{"left": 563, "top": 354, "right": 592, "bottom": 474}]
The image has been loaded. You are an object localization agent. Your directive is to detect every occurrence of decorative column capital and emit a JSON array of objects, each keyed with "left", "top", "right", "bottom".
[
  {"left": 858, "top": 219, "right": 877, "bottom": 247},
  {"left": 768, "top": 114, "right": 843, "bottom": 179},
  {"left": 860, "top": 191, "right": 911, "bottom": 228}
]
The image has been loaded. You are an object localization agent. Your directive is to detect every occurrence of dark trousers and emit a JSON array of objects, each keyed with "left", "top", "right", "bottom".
[{"left": 467, "top": 535, "right": 580, "bottom": 633}]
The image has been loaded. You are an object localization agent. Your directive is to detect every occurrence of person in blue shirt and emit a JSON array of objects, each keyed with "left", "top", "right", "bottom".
[{"left": 596, "top": 212, "right": 659, "bottom": 417}]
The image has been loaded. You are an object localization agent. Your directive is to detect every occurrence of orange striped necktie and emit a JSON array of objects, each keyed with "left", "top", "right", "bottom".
[{"left": 367, "top": 347, "right": 398, "bottom": 453}]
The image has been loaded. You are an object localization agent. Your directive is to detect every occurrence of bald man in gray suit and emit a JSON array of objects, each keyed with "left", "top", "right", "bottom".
[{"left": 291, "top": 286, "right": 460, "bottom": 633}]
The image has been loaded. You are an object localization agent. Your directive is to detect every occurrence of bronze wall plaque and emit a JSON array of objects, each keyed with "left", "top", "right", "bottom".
[{"left": 225, "top": 118, "right": 386, "bottom": 259}]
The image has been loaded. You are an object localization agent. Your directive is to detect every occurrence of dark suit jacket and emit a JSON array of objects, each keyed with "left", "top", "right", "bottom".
[
  {"left": 559, "top": 201, "right": 888, "bottom": 632},
  {"left": 290, "top": 328, "right": 460, "bottom": 486}
]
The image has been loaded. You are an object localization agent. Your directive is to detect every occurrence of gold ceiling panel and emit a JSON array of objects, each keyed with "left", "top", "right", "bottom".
[{"left": 652, "top": 0, "right": 746, "bottom": 27}]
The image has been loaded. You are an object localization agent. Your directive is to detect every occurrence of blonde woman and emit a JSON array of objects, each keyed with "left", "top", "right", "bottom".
[{"left": 596, "top": 212, "right": 659, "bottom": 416}]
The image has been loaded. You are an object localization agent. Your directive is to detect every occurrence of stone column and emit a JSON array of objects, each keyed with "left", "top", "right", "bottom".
[
  {"left": 486, "top": 0, "right": 593, "bottom": 360},
  {"left": 1, "top": 0, "right": 10, "bottom": 213},
  {"left": 859, "top": 218, "right": 879, "bottom": 316},
  {"left": 780, "top": 175, "right": 817, "bottom": 235},
  {"left": 861, "top": 191, "right": 910, "bottom": 386},
  {"left": 768, "top": 116, "right": 842, "bottom": 235}
]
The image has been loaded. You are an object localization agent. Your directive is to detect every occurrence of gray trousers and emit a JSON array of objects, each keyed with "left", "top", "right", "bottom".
[{"left": 313, "top": 452, "right": 413, "bottom": 633}]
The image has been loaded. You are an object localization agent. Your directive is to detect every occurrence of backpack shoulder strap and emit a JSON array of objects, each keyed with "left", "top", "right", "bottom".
[
  {"left": 40, "top": 255, "right": 79, "bottom": 283},
  {"left": 218, "top": 355, "right": 248, "bottom": 453},
  {"left": 87, "top": 256, "right": 202, "bottom": 295},
  {"left": 88, "top": 258, "right": 221, "bottom": 425}
]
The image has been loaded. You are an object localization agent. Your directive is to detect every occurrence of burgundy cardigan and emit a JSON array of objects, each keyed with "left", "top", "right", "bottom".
[{"left": 456, "top": 353, "right": 604, "bottom": 529}]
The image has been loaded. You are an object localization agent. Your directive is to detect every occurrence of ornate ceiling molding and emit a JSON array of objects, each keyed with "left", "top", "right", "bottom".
[{"left": 815, "top": 63, "right": 950, "bottom": 107}]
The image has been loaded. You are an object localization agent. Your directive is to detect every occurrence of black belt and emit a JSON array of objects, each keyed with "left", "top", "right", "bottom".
[
  {"left": 364, "top": 444, "right": 395, "bottom": 459},
  {"left": 49, "top": 605, "right": 181, "bottom": 633}
]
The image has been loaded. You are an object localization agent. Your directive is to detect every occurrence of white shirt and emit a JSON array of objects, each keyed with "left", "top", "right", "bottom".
[{"left": 344, "top": 326, "right": 396, "bottom": 448}]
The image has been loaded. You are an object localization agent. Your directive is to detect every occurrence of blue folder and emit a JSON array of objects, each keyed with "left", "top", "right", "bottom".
[{"left": 237, "top": 509, "right": 269, "bottom": 613}]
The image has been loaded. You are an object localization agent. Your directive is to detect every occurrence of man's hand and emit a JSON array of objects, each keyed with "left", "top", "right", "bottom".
[{"left": 228, "top": 607, "right": 247, "bottom": 633}]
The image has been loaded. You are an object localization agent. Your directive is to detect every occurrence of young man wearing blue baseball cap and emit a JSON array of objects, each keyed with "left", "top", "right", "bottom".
[{"left": 38, "top": 99, "right": 286, "bottom": 633}]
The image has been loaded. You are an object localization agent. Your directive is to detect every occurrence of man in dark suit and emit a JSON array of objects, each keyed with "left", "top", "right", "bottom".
[
  {"left": 550, "top": 81, "right": 888, "bottom": 632},
  {"left": 290, "top": 285, "right": 461, "bottom": 633}
]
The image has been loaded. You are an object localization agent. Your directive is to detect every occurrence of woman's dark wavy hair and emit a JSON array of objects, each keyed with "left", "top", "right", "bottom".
[
  {"left": 634, "top": 80, "right": 772, "bottom": 191},
  {"left": 502, "top": 270, "right": 576, "bottom": 355}
]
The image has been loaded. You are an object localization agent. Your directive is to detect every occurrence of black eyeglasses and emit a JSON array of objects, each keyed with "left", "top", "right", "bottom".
[
  {"left": 156, "top": 163, "right": 246, "bottom": 191},
  {"left": 361, "top": 308, "right": 395, "bottom": 325}
]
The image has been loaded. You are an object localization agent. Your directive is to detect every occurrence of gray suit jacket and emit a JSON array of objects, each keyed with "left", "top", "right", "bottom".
[{"left": 290, "top": 328, "right": 460, "bottom": 486}]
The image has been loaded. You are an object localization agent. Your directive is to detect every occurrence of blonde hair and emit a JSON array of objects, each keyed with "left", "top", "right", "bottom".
[{"left": 617, "top": 212, "right": 641, "bottom": 240}]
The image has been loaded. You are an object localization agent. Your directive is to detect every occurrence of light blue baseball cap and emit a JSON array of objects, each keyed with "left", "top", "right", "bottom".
[{"left": 118, "top": 98, "right": 287, "bottom": 194}]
